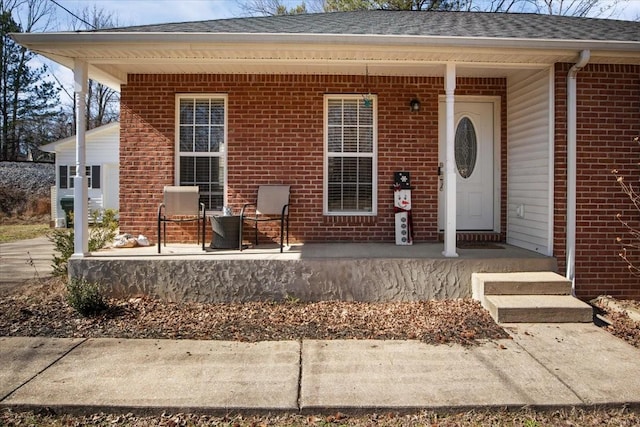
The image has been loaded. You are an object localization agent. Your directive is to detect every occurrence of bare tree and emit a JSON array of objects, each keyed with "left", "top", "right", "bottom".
[
  {"left": 239, "top": 0, "right": 627, "bottom": 16},
  {"left": 58, "top": 4, "right": 120, "bottom": 131},
  {"left": 1, "top": 0, "right": 61, "bottom": 160},
  {"left": 9, "top": 0, "right": 54, "bottom": 32},
  {"left": 532, "top": 0, "right": 623, "bottom": 17},
  {"left": 240, "top": 0, "right": 309, "bottom": 15},
  {"left": 466, "top": 0, "right": 520, "bottom": 12},
  {"left": 612, "top": 136, "right": 640, "bottom": 277}
]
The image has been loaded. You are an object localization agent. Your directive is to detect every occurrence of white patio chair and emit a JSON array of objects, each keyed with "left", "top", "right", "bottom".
[
  {"left": 239, "top": 185, "right": 290, "bottom": 253},
  {"left": 157, "top": 186, "right": 205, "bottom": 253}
]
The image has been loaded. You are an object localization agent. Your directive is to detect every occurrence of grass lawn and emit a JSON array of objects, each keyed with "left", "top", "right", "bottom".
[{"left": 0, "top": 223, "right": 50, "bottom": 243}]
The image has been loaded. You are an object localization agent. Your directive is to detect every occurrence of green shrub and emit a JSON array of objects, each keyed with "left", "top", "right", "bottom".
[
  {"left": 49, "top": 208, "right": 119, "bottom": 277},
  {"left": 66, "top": 278, "right": 107, "bottom": 316},
  {"left": 49, "top": 229, "right": 75, "bottom": 277},
  {"left": 89, "top": 208, "right": 119, "bottom": 251}
]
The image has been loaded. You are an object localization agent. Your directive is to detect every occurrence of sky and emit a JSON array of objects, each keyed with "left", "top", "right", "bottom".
[
  {"left": 22, "top": 0, "right": 289, "bottom": 104},
  {"left": 51, "top": 0, "right": 245, "bottom": 28},
  {"left": 47, "top": 0, "right": 639, "bottom": 29},
  {"left": 15, "top": 0, "right": 640, "bottom": 105}
]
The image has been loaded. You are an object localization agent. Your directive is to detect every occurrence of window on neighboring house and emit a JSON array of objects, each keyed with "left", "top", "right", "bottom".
[
  {"left": 176, "top": 95, "right": 226, "bottom": 211},
  {"left": 59, "top": 165, "right": 100, "bottom": 189},
  {"left": 324, "top": 95, "right": 377, "bottom": 215}
]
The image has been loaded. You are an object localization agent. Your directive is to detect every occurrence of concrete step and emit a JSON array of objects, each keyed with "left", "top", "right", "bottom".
[
  {"left": 472, "top": 272, "right": 571, "bottom": 299},
  {"left": 484, "top": 295, "right": 593, "bottom": 323}
]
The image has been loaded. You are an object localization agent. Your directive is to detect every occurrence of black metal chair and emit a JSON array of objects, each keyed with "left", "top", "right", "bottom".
[
  {"left": 239, "top": 185, "right": 290, "bottom": 253},
  {"left": 157, "top": 186, "right": 205, "bottom": 253}
]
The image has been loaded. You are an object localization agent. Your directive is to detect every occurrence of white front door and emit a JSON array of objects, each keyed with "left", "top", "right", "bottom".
[{"left": 438, "top": 100, "right": 496, "bottom": 230}]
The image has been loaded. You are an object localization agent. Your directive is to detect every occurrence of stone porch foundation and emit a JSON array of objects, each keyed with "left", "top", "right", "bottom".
[{"left": 69, "top": 243, "right": 557, "bottom": 303}]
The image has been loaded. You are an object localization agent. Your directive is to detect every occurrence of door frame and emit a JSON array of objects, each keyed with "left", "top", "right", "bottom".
[{"left": 437, "top": 95, "right": 501, "bottom": 232}]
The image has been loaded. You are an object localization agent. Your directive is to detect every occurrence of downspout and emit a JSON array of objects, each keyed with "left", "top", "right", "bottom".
[{"left": 566, "top": 49, "right": 590, "bottom": 296}]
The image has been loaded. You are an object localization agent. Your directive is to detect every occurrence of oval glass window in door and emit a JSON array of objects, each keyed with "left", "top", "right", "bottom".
[{"left": 454, "top": 117, "right": 477, "bottom": 179}]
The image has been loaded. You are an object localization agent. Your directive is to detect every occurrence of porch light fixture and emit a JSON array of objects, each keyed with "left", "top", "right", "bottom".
[
  {"left": 410, "top": 98, "right": 421, "bottom": 112},
  {"left": 363, "top": 93, "right": 373, "bottom": 107},
  {"left": 362, "top": 65, "right": 373, "bottom": 107}
]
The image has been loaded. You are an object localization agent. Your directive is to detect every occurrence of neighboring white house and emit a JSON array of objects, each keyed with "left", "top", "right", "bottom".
[{"left": 41, "top": 122, "right": 119, "bottom": 227}]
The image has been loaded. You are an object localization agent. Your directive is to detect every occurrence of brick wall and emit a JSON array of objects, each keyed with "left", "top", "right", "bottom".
[
  {"left": 120, "top": 68, "right": 639, "bottom": 299},
  {"left": 554, "top": 63, "right": 640, "bottom": 300},
  {"left": 120, "top": 74, "right": 507, "bottom": 245}
]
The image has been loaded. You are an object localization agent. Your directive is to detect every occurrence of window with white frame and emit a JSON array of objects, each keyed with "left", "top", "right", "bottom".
[
  {"left": 59, "top": 165, "right": 100, "bottom": 189},
  {"left": 176, "top": 95, "right": 226, "bottom": 211},
  {"left": 324, "top": 95, "right": 377, "bottom": 215}
]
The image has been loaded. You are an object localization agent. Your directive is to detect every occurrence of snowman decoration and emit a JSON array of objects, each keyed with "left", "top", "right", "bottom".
[{"left": 393, "top": 172, "right": 413, "bottom": 245}]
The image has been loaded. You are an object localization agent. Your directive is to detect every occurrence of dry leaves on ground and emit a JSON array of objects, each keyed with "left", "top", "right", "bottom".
[
  {"left": 2, "top": 406, "right": 640, "bottom": 426},
  {"left": 2, "top": 279, "right": 640, "bottom": 425},
  {"left": 0, "top": 278, "right": 509, "bottom": 346},
  {"left": 2, "top": 279, "right": 639, "bottom": 350},
  {"left": 592, "top": 297, "right": 640, "bottom": 348}
]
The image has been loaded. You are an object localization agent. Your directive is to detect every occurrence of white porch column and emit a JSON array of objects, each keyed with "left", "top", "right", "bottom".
[
  {"left": 73, "top": 59, "right": 89, "bottom": 256},
  {"left": 442, "top": 63, "right": 458, "bottom": 257}
]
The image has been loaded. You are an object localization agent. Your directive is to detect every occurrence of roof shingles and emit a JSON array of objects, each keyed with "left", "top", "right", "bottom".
[{"left": 103, "top": 10, "right": 640, "bottom": 42}]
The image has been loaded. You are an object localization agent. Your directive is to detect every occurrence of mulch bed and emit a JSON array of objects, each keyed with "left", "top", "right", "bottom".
[
  {"left": 2, "top": 406, "right": 640, "bottom": 426},
  {"left": 591, "top": 297, "right": 640, "bottom": 349},
  {"left": 0, "top": 278, "right": 509, "bottom": 346},
  {"left": 3, "top": 279, "right": 639, "bottom": 350},
  {"left": 2, "top": 278, "right": 640, "bottom": 425}
]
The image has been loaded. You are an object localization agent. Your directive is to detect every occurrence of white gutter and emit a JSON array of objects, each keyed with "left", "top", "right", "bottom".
[
  {"left": 566, "top": 49, "right": 590, "bottom": 296},
  {"left": 10, "top": 31, "right": 640, "bottom": 53}
]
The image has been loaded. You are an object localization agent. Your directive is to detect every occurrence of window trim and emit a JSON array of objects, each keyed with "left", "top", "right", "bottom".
[
  {"left": 323, "top": 94, "right": 378, "bottom": 216},
  {"left": 59, "top": 165, "right": 100, "bottom": 189},
  {"left": 174, "top": 94, "right": 228, "bottom": 213},
  {"left": 59, "top": 165, "right": 68, "bottom": 189}
]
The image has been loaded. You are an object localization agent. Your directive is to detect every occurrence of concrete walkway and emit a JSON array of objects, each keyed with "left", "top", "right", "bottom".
[
  {"left": 1, "top": 323, "right": 639, "bottom": 414},
  {"left": 0, "top": 236, "right": 54, "bottom": 295}
]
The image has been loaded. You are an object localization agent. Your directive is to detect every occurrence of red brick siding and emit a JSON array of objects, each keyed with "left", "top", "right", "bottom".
[
  {"left": 554, "top": 63, "right": 640, "bottom": 300},
  {"left": 120, "top": 74, "right": 507, "bottom": 245}
]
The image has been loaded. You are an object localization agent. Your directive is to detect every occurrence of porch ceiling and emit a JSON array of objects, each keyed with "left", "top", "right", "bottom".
[{"left": 14, "top": 32, "right": 640, "bottom": 91}]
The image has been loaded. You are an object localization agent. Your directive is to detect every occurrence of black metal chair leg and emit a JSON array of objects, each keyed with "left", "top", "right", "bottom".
[
  {"left": 163, "top": 222, "right": 167, "bottom": 247},
  {"left": 279, "top": 216, "right": 284, "bottom": 253},
  {"left": 201, "top": 214, "right": 206, "bottom": 251},
  {"left": 254, "top": 221, "right": 258, "bottom": 247}
]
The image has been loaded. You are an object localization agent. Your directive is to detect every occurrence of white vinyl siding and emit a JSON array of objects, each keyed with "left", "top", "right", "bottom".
[
  {"left": 49, "top": 123, "right": 120, "bottom": 222},
  {"left": 324, "top": 95, "right": 377, "bottom": 215},
  {"left": 506, "top": 68, "right": 554, "bottom": 255}
]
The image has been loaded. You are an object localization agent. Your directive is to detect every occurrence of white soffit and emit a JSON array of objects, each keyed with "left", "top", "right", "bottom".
[{"left": 14, "top": 32, "right": 640, "bottom": 90}]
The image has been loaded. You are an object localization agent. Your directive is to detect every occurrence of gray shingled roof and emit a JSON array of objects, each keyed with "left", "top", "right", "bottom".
[{"left": 105, "top": 10, "right": 640, "bottom": 42}]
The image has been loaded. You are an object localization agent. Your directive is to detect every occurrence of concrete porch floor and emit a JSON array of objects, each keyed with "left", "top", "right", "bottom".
[
  {"left": 69, "top": 242, "right": 557, "bottom": 303},
  {"left": 92, "top": 241, "right": 547, "bottom": 260}
]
